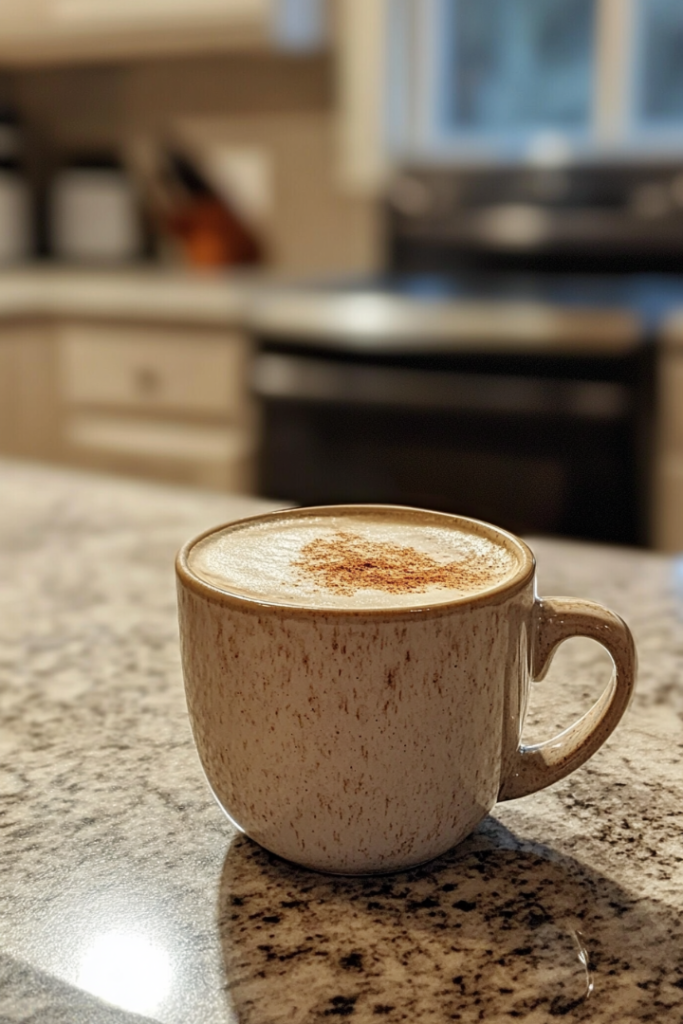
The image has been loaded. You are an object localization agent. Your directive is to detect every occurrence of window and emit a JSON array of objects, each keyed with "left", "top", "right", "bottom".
[
  {"left": 442, "top": 0, "right": 595, "bottom": 135},
  {"left": 391, "top": 0, "right": 683, "bottom": 160},
  {"left": 636, "top": 0, "right": 683, "bottom": 124}
]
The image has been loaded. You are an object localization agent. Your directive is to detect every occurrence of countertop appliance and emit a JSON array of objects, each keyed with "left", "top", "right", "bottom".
[
  {"left": 50, "top": 153, "right": 143, "bottom": 264},
  {"left": 0, "top": 106, "right": 32, "bottom": 263},
  {"left": 250, "top": 163, "right": 683, "bottom": 546}
]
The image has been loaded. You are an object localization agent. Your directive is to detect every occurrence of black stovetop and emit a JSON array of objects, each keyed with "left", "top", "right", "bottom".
[{"left": 327, "top": 271, "right": 683, "bottom": 333}]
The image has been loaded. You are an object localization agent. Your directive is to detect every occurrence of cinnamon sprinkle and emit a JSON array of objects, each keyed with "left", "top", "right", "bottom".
[{"left": 292, "top": 530, "right": 495, "bottom": 595}]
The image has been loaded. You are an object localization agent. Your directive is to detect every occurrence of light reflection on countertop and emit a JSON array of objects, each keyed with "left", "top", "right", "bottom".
[
  {"left": 2, "top": 459, "right": 683, "bottom": 1022},
  {"left": 77, "top": 931, "right": 172, "bottom": 1016}
]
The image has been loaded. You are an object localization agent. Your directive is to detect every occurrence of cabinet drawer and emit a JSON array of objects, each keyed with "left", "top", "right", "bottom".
[
  {"left": 58, "top": 324, "right": 249, "bottom": 417},
  {"left": 64, "top": 412, "right": 253, "bottom": 490}
]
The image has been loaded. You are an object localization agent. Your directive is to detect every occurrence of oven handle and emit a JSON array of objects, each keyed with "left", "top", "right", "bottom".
[{"left": 252, "top": 353, "right": 629, "bottom": 421}]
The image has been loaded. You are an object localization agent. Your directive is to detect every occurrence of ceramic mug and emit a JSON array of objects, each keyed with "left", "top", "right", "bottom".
[{"left": 176, "top": 506, "right": 636, "bottom": 875}]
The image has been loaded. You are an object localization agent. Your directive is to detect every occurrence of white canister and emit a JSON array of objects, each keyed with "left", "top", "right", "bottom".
[{"left": 50, "top": 163, "right": 142, "bottom": 263}]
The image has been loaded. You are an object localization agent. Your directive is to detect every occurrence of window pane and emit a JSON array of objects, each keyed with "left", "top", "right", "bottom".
[
  {"left": 638, "top": 0, "right": 683, "bottom": 122},
  {"left": 443, "top": 0, "right": 595, "bottom": 133}
]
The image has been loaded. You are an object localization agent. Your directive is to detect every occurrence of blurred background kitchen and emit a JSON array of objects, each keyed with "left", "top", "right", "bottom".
[{"left": 1, "top": 0, "right": 683, "bottom": 550}]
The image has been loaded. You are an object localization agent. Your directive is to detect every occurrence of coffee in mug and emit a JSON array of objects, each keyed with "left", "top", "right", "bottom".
[
  {"left": 176, "top": 505, "right": 635, "bottom": 875},
  {"left": 187, "top": 508, "right": 521, "bottom": 608}
]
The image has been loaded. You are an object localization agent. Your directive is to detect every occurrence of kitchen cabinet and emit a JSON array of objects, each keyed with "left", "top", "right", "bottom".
[
  {"left": 0, "top": 0, "right": 274, "bottom": 65},
  {"left": 0, "top": 273, "right": 257, "bottom": 493},
  {"left": 654, "top": 321, "right": 683, "bottom": 551},
  {"left": 0, "top": 320, "right": 60, "bottom": 462},
  {"left": 56, "top": 321, "right": 255, "bottom": 491},
  {"left": 0, "top": 269, "right": 259, "bottom": 491},
  {"left": 58, "top": 324, "right": 248, "bottom": 418}
]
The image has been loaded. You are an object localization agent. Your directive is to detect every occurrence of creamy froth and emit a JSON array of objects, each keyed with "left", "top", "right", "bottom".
[{"left": 186, "top": 509, "right": 523, "bottom": 610}]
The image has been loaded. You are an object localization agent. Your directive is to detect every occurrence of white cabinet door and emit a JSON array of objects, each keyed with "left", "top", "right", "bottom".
[
  {"left": 0, "top": 0, "right": 272, "bottom": 64},
  {"left": 654, "top": 346, "right": 683, "bottom": 551},
  {"left": 0, "top": 323, "right": 60, "bottom": 461},
  {"left": 0, "top": 0, "right": 46, "bottom": 27},
  {"left": 50, "top": 0, "right": 267, "bottom": 26},
  {"left": 57, "top": 320, "right": 256, "bottom": 493}
]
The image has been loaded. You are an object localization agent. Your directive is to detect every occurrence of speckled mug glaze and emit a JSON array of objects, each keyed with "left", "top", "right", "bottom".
[{"left": 176, "top": 506, "right": 636, "bottom": 875}]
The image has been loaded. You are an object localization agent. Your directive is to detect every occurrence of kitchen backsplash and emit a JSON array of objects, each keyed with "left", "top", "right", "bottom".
[{"left": 3, "top": 52, "right": 380, "bottom": 275}]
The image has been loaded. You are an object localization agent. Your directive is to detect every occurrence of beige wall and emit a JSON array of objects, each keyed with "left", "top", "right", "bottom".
[{"left": 9, "top": 52, "right": 381, "bottom": 276}]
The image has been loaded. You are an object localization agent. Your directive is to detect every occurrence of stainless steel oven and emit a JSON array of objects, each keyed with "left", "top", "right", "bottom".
[
  {"left": 250, "top": 289, "right": 654, "bottom": 545},
  {"left": 249, "top": 163, "right": 683, "bottom": 544}
]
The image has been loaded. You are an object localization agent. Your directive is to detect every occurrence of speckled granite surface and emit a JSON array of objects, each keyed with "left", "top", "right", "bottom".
[
  {"left": 1, "top": 458, "right": 683, "bottom": 1023},
  {"left": 0, "top": 267, "right": 256, "bottom": 325}
]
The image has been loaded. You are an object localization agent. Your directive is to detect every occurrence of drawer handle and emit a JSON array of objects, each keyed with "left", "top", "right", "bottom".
[{"left": 134, "top": 366, "right": 162, "bottom": 397}]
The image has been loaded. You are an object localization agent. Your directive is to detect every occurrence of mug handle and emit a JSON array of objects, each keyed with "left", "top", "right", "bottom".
[{"left": 499, "top": 597, "right": 636, "bottom": 802}]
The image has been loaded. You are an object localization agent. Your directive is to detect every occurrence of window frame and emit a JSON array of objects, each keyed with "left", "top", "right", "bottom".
[{"left": 628, "top": 0, "right": 683, "bottom": 143}]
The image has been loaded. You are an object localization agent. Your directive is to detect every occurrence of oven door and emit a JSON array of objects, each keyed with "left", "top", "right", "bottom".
[{"left": 253, "top": 350, "right": 643, "bottom": 544}]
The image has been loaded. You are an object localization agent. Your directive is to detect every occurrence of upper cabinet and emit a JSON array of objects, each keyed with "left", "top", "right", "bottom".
[{"left": 0, "top": 0, "right": 327, "bottom": 65}]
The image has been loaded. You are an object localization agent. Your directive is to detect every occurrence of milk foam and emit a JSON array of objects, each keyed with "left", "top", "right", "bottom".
[{"left": 187, "top": 510, "right": 522, "bottom": 610}]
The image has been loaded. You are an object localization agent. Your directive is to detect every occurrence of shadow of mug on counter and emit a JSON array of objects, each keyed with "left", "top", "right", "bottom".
[
  {"left": 217, "top": 821, "right": 683, "bottom": 1023},
  {"left": 176, "top": 505, "right": 636, "bottom": 875}
]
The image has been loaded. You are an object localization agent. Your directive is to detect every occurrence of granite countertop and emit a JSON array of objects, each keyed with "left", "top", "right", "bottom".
[
  {"left": 0, "top": 266, "right": 264, "bottom": 326},
  {"left": 5, "top": 266, "right": 683, "bottom": 353},
  {"left": 2, "top": 458, "right": 683, "bottom": 1023}
]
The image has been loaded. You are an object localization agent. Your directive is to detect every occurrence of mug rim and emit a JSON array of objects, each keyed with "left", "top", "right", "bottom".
[{"left": 176, "top": 504, "right": 536, "bottom": 618}]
